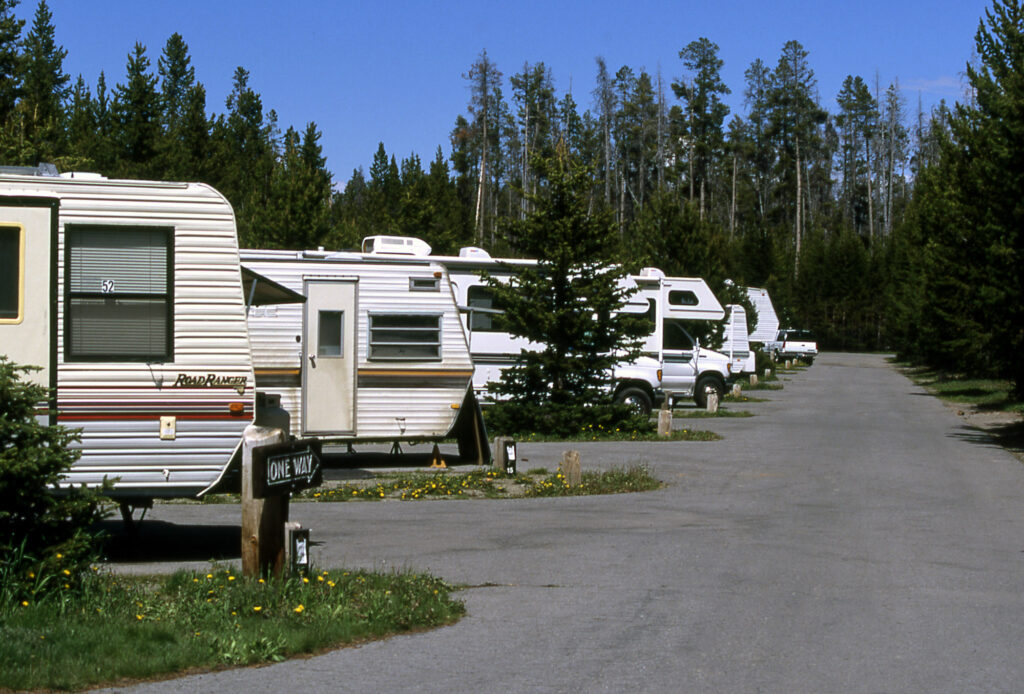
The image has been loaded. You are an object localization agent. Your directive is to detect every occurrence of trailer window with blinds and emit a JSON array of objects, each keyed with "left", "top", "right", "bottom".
[
  {"left": 368, "top": 314, "right": 441, "bottom": 360},
  {"left": 65, "top": 225, "right": 173, "bottom": 361},
  {"left": 0, "top": 225, "right": 21, "bottom": 321}
]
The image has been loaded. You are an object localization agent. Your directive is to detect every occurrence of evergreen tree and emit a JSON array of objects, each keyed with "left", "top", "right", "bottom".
[
  {"left": 486, "top": 149, "right": 647, "bottom": 436},
  {"left": 110, "top": 42, "right": 160, "bottom": 179},
  {"left": 0, "top": 0, "right": 22, "bottom": 160},
  {"left": 674, "top": 38, "right": 731, "bottom": 220},
  {"left": 19, "top": 0, "right": 67, "bottom": 163}
]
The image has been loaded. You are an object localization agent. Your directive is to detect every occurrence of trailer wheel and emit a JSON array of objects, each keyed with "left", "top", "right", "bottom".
[
  {"left": 616, "top": 387, "right": 653, "bottom": 417},
  {"left": 693, "top": 376, "right": 724, "bottom": 409}
]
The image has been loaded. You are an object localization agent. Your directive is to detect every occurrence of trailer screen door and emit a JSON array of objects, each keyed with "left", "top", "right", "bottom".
[
  {"left": 0, "top": 202, "right": 54, "bottom": 391},
  {"left": 303, "top": 279, "right": 357, "bottom": 435}
]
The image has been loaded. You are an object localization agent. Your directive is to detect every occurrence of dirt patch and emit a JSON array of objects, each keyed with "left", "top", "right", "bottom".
[{"left": 946, "top": 402, "right": 1024, "bottom": 464}]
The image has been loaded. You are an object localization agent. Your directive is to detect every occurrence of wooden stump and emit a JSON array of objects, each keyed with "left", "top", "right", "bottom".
[{"left": 561, "top": 450, "right": 582, "bottom": 486}]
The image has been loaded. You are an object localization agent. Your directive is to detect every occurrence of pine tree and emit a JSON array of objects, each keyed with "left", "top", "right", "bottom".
[
  {"left": 110, "top": 42, "right": 160, "bottom": 179},
  {"left": 19, "top": 0, "right": 67, "bottom": 163},
  {"left": 486, "top": 149, "right": 647, "bottom": 435}
]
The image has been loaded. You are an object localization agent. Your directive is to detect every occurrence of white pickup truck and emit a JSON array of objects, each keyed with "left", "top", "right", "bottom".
[{"left": 766, "top": 329, "right": 818, "bottom": 364}]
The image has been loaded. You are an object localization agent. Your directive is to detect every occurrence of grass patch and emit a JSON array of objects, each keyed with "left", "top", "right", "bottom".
[
  {"left": 297, "top": 464, "right": 666, "bottom": 501},
  {"left": 903, "top": 367, "right": 1024, "bottom": 413},
  {"left": 672, "top": 408, "right": 754, "bottom": 419},
  {"left": 513, "top": 424, "right": 720, "bottom": 442},
  {"left": 0, "top": 566, "right": 463, "bottom": 691}
]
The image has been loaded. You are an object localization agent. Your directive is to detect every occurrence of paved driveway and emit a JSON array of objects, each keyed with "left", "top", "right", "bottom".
[{"left": 103, "top": 354, "right": 1024, "bottom": 693}]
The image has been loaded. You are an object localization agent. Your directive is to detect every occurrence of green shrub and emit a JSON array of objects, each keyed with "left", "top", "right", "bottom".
[{"left": 0, "top": 357, "right": 107, "bottom": 603}]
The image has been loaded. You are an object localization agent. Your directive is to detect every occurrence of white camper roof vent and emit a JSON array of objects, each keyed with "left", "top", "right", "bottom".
[
  {"left": 361, "top": 235, "right": 432, "bottom": 256},
  {"left": 458, "top": 246, "right": 491, "bottom": 259},
  {"left": 639, "top": 267, "right": 666, "bottom": 279}
]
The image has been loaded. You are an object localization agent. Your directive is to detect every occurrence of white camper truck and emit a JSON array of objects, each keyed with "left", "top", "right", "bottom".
[
  {"left": 362, "top": 236, "right": 734, "bottom": 412},
  {"left": 628, "top": 267, "right": 733, "bottom": 408},
  {"left": 746, "top": 286, "right": 780, "bottom": 346},
  {"left": 0, "top": 166, "right": 291, "bottom": 504},
  {"left": 238, "top": 249, "right": 488, "bottom": 463}
]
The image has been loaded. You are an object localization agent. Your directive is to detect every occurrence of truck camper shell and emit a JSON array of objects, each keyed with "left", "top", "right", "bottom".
[
  {"left": 239, "top": 249, "right": 488, "bottom": 463},
  {"left": 0, "top": 167, "right": 278, "bottom": 501}
]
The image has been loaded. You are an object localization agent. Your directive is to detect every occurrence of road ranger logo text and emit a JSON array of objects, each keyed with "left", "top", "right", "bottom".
[{"left": 173, "top": 373, "right": 248, "bottom": 395}]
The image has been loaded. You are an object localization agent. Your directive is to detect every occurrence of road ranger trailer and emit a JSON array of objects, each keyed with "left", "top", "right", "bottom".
[
  {"left": 0, "top": 166, "right": 300, "bottom": 505},
  {"left": 361, "top": 235, "right": 735, "bottom": 412},
  {"left": 238, "top": 249, "right": 488, "bottom": 463}
]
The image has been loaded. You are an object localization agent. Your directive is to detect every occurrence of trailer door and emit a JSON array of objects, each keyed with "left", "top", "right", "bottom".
[
  {"left": 302, "top": 278, "right": 357, "bottom": 435},
  {"left": 0, "top": 201, "right": 55, "bottom": 394}
]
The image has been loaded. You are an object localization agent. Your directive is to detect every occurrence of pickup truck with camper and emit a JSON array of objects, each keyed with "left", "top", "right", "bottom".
[{"left": 766, "top": 329, "right": 818, "bottom": 364}]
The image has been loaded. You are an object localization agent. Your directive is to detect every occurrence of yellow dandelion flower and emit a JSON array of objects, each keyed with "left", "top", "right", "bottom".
[
  {"left": 293, "top": 604, "right": 305, "bottom": 613},
  {"left": 302, "top": 577, "right": 309, "bottom": 583},
  {"left": 253, "top": 606, "right": 262, "bottom": 612},
  {"left": 327, "top": 581, "right": 335, "bottom": 588},
  {"left": 317, "top": 575, "right": 324, "bottom": 582},
  {"left": 206, "top": 573, "right": 213, "bottom": 579},
  {"left": 20, "top": 601, "right": 28, "bottom": 607},
  {"left": 55, "top": 553, "right": 63, "bottom": 559},
  {"left": 136, "top": 614, "right": 144, "bottom": 620},
  {"left": 228, "top": 575, "right": 235, "bottom": 581},
  {"left": 62, "top": 569, "right": 70, "bottom": 576}
]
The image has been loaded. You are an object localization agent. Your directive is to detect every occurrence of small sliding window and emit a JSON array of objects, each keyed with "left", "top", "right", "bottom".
[
  {"left": 66, "top": 225, "right": 173, "bottom": 361},
  {"left": 368, "top": 314, "right": 441, "bottom": 361},
  {"left": 0, "top": 225, "right": 23, "bottom": 322}
]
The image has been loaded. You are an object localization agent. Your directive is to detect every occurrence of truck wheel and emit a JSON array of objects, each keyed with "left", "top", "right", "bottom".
[
  {"left": 693, "top": 376, "right": 724, "bottom": 409},
  {"left": 616, "top": 387, "right": 652, "bottom": 417}
]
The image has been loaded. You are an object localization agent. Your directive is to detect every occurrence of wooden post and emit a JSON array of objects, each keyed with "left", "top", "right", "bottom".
[
  {"left": 732, "top": 382, "right": 743, "bottom": 398},
  {"left": 750, "top": 374, "right": 759, "bottom": 386},
  {"left": 561, "top": 450, "right": 582, "bottom": 486},
  {"left": 657, "top": 391, "right": 672, "bottom": 437},
  {"left": 706, "top": 390, "right": 719, "bottom": 414},
  {"left": 242, "top": 425, "right": 288, "bottom": 577}
]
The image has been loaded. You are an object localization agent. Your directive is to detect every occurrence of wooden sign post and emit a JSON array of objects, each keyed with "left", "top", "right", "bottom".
[{"left": 241, "top": 426, "right": 322, "bottom": 577}]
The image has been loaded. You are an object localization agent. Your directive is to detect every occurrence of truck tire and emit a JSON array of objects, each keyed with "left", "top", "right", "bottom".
[
  {"left": 615, "top": 386, "right": 653, "bottom": 417},
  {"left": 693, "top": 376, "right": 724, "bottom": 409}
]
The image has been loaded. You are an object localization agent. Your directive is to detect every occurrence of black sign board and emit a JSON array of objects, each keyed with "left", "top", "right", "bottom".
[{"left": 251, "top": 438, "right": 323, "bottom": 498}]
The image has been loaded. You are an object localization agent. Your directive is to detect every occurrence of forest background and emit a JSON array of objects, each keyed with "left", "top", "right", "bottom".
[{"left": 0, "top": 0, "right": 1020, "bottom": 393}]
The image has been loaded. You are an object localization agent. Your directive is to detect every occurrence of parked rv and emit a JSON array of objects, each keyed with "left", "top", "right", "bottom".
[
  {"left": 721, "top": 304, "right": 756, "bottom": 375},
  {"left": 238, "top": 249, "right": 488, "bottom": 463},
  {"left": 0, "top": 166, "right": 291, "bottom": 505},
  {"left": 362, "top": 235, "right": 735, "bottom": 412},
  {"left": 745, "top": 287, "right": 780, "bottom": 346}
]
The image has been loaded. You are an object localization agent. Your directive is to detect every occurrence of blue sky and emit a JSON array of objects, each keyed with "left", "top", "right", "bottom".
[{"left": 45, "top": 0, "right": 991, "bottom": 186}]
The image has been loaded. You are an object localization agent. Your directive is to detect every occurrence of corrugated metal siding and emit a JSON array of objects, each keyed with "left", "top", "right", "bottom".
[
  {"left": 746, "top": 287, "right": 780, "bottom": 344},
  {"left": 241, "top": 254, "right": 472, "bottom": 440},
  {"left": 0, "top": 176, "right": 253, "bottom": 496}
]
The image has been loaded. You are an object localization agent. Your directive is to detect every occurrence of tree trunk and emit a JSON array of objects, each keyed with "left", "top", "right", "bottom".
[
  {"left": 730, "top": 154, "right": 737, "bottom": 240},
  {"left": 795, "top": 136, "right": 802, "bottom": 278}
]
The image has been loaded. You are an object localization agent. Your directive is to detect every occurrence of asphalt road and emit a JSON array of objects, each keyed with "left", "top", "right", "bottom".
[{"left": 101, "top": 353, "right": 1024, "bottom": 693}]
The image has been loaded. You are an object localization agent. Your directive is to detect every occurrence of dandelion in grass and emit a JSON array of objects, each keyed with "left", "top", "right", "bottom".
[
  {"left": 294, "top": 604, "right": 305, "bottom": 614},
  {"left": 253, "top": 606, "right": 262, "bottom": 612}
]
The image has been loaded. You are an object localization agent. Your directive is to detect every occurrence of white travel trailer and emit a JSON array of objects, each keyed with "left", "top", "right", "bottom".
[
  {"left": 239, "top": 249, "right": 487, "bottom": 462},
  {"left": 746, "top": 286, "right": 780, "bottom": 346},
  {"left": 362, "top": 236, "right": 734, "bottom": 411},
  {"left": 0, "top": 166, "right": 283, "bottom": 504}
]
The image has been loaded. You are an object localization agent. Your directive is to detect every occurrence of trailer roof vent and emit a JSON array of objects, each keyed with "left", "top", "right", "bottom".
[
  {"left": 361, "top": 235, "right": 432, "bottom": 256},
  {"left": 638, "top": 267, "right": 666, "bottom": 279},
  {"left": 458, "top": 246, "right": 491, "bottom": 259}
]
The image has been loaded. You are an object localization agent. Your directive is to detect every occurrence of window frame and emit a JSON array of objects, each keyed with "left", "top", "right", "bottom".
[
  {"left": 367, "top": 312, "right": 442, "bottom": 361},
  {"left": 64, "top": 224, "right": 174, "bottom": 363},
  {"left": 0, "top": 224, "right": 24, "bottom": 324}
]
